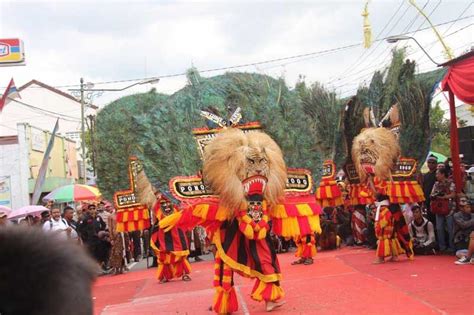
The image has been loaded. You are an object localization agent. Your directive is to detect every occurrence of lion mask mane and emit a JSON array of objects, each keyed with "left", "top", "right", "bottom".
[
  {"left": 203, "top": 128, "right": 287, "bottom": 215},
  {"left": 351, "top": 127, "right": 400, "bottom": 183}
]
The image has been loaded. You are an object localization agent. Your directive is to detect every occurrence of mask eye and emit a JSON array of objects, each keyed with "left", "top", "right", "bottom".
[
  {"left": 260, "top": 158, "right": 267, "bottom": 163},
  {"left": 247, "top": 158, "right": 255, "bottom": 164}
]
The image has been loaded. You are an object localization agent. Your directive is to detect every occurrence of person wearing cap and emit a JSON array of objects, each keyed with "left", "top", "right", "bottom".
[
  {"left": 453, "top": 196, "right": 474, "bottom": 251},
  {"left": 421, "top": 154, "right": 438, "bottom": 224},
  {"left": 409, "top": 205, "right": 436, "bottom": 255}
]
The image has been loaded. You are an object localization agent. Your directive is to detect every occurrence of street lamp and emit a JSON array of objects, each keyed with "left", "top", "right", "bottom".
[
  {"left": 69, "top": 77, "right": 159, "bottom": 183},
  {"left": 387, "top": 34, "right": 465, "bottom": 193},
  {"left": 386, "top": 35, "right": 441, "bottom": 66},
  {"left": 82, "top": 77, "right": 160, "bottom": 92}
]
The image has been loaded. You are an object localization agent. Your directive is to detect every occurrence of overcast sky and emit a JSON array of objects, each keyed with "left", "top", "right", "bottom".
[{"left": 0, "top": 0, "right": 472, "bottom": 106}]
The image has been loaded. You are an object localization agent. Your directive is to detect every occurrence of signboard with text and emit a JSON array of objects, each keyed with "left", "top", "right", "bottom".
[
  {"left": 0, "top": 176, "right": 12, "bottom": 208},
  {"left": 0, "top": 38, "right": 25, "bottom": 65}
]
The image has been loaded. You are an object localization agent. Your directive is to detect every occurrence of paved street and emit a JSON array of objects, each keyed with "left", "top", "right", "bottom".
[{"left": 93, "top": 247, "right": 474, "bottom": 315}]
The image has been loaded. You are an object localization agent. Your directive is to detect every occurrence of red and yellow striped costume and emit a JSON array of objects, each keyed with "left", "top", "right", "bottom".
[
  {"left": 294, "top": 234, "right": 317, "bottom": 259},
  {"left": 150, "top": 202, "right": 191, "bottom": 282},
  {"left": 160, "top": 194, "right": 320, "bottom": 314},
  {"left": 351, "top": 206, "right": 367, "bottom": 244},
  {"left": 375, "top": 205, "right": 404, "bottom": 258}
]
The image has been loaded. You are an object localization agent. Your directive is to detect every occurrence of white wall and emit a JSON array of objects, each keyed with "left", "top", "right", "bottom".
[
  {"left": 0, "top": 81, "right": 96, "bottom": 162},
  {"left": 0, "top": 125, "right": 30, "bottom": 209}
]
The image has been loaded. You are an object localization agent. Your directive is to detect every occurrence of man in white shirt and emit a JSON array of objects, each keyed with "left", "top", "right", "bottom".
[
  {"left": 42, "top": 208, "right": 71, "bottom": 240},
  {"left": 409, "top": 205, "right": 436, "bottom": 255}
]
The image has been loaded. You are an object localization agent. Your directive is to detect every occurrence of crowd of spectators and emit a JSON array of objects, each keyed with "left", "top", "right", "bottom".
[
  {"left": 0, "top": 200, "right": 154, "bottom": 275},
  {"left": 1, "top": 154, "right": 472, "bottom": 273},
  {"left": 273, "top": 154, "right": 474, "bottom": 266}
]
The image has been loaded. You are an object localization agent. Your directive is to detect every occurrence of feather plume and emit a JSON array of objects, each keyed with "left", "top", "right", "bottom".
[{"left": 135, "top": 167, "right": 157, "bottom": 210}]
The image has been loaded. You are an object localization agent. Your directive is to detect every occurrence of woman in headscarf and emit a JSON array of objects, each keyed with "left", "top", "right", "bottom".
[{"left": 107, "top": 210, "right": 126, "bottom": 275}]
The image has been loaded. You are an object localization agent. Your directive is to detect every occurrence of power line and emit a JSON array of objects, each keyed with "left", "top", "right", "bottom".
[
  {"left": 326, "top": 21, "right": 471, "bottom": 90},
  {"left": 0, "top": 107, "right": 83, "bottom": 125},
  {"left": 1, "top": 14, "right": 472, "bottom": 92},
  {"left": 410, "top": 0, "right": 442, "bottom": 36},
  {"left": 7, "top": 97, "right": 81, "bottom": 122},
  {"left": 326, "top": 1, "right": 407, "bottom": 84},
  {"left": 328, "top": 0, "right": 435, "bottom": 86},
  {"left": 330, "top": 41, "right": 470, "bottom": 92},
  {"left": 439, "top": 1, "right": 473, "bottom": 35},
  {"left": 335, "top": 41, "right": 471, "bottom": 97},
  {"left": 111, "top": 14, "right": 472, "bottom": 88}
]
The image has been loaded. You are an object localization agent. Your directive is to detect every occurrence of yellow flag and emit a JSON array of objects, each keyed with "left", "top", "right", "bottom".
[{"left": 362, "top": 1, "right": 372, "bottom": 48}]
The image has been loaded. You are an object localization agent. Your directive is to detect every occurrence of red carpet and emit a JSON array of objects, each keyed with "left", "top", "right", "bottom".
[{"left": 93, "top": 248, "right": 474, "bottom": 314}]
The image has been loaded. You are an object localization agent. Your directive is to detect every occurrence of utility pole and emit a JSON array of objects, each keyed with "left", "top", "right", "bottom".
[
  {"left": 87, "top": 114, "right": 97, "bottom": 176},
  {"left": 80, "top": 77, "right": 87, "bottom": 184},
  {"left": 70, "top": 77, "right": 159, "bottom": 184}
]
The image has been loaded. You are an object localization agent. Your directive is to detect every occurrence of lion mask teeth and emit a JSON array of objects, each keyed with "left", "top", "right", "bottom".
[{"left": 242, "top": 175, "right": 267, "bottom": 196}]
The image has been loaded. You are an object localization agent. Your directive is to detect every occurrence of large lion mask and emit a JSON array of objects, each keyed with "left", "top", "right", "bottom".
[
  {"left": 351, "top": 127, "right": 400, "bottom": 183},
  {"left": 203, "top": 128, "right": 287, "bottom": 214}
]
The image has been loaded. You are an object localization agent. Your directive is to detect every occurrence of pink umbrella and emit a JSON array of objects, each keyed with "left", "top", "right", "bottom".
[
  {"left": 0, "top": 205, "right": 12, "bottom": 216},
  {"left": 8, "top": 205, "right": 49, "bottom": 220}
]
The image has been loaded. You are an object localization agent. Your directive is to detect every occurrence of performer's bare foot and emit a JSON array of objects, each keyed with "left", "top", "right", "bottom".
[
  {"left": 159, "top": 278, "right": 169, "bottom": 284},
  {"left": 266, "top": 300, "right": 286, "bottom": 312},
  {"left": 182, "top": 274, "right": 192, "bottom": 281},
  {"left": 389, "top": 255, "right": 399, "bottom": 262},
  {"left": 291, "top": 258, "right": 304, "bottom": 265},
  {"left": 372, "top": 258, "right": 384, "bottom": 264}
]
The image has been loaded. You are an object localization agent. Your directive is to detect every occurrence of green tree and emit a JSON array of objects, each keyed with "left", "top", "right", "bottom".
[
  {"left": 93, "top": 89, "right": 167, "bottom": 200},
  {"left": 429, "top": 101, "right": 450, "bottom": 156}
]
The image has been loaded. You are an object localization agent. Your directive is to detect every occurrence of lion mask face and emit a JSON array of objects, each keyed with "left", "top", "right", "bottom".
[
  {"left": 245, "top": 148, "right": 269, "bottom": 178},
  {"left": 351, "top": 127, "right": 400, "bottom": 183},
  {"left": 203, "top": 128, "right": 287, "bottom": 215}
]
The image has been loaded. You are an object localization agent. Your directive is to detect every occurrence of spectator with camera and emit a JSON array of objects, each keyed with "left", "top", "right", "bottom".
[
  {"left": 409, "top": 205, "right": 436, "bottom": 255},
  {"left": 430, "top": 168, "right": 456, "bottom": 254}
]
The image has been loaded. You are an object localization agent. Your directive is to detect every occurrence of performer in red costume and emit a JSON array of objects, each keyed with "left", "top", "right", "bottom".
[
  {"left": 292, "top": 234, "right": 316, "bottom": 265},
  {"left": 150, "top": 193, "right": 191, "bottom": 283},
  {"left": 158, "top": 128, "right": 320, "bottom": 313},
  {"left": 373, "top": 193, "right": 404, "bottom": 264}
]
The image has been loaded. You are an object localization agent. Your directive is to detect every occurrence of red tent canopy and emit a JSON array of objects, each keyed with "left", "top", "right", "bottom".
[
  {"left": 441, "top": 51, "right": 474, "bottom": 105},
  {"left": 440, "top": 51, "right": 474, "bottom": 193}
]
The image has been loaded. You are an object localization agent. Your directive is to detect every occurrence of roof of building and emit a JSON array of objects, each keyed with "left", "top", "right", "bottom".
[
  {"left": 439, "top": 50, "right": 474, "bottom": 67},
  {"left": 18, "top": 80, "right": 98, "bottom": 109},
  {"left": 0, "top": 135, "right": 19, "bottom": 145}
]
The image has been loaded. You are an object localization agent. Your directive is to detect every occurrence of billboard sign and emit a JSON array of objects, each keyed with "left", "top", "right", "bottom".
[
  {"left": 0, "top": 38, "right": 25, "bottom": 65},
  {"left": 0, "top": 176, "right": 12, "bottom": 208}
]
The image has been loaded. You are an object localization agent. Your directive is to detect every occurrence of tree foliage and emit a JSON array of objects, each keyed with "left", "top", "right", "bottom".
[
  {"left": 92, "top": 49, "right": 442, "bottom": 197},
  {"left": 430, "top": 101, "right": 451, "bottom": 156},
  {"left": 350, "top": 49, "right": 443, "bottom": 169},
  {"left": 94, "top": 72, "right": 327, "bottom": 198}
]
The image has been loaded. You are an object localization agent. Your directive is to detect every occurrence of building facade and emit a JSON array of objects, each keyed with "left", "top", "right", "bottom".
[
  {"left": 0, "top": 123, "right": 78, "bottom": 209},
  {"left": 0, "top": 79, "right": 97, "bottom": 181}
]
